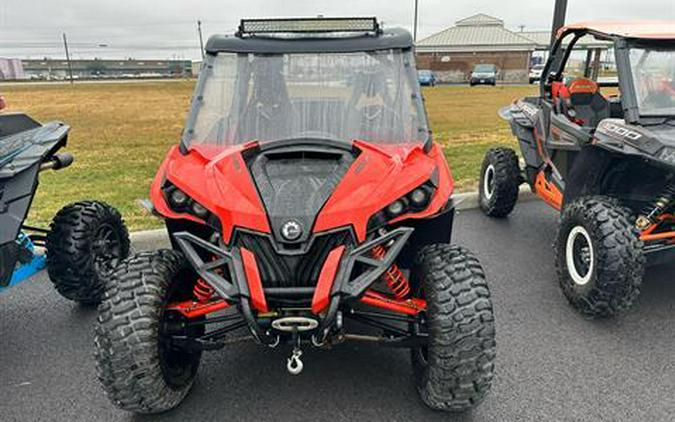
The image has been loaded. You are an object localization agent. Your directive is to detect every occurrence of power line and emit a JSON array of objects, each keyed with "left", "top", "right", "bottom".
[{"left": 0, "top": 18, "right": 236, "bottom": 31}]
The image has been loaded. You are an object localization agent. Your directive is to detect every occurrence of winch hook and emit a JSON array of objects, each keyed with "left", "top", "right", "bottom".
[{"left": 287, "top": 347, "right": 304, "bottom": 375}]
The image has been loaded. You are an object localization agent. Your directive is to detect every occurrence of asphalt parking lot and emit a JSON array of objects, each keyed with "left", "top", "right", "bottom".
[{"left": 1, "top": 201, "right": 673, "bottom": 422}]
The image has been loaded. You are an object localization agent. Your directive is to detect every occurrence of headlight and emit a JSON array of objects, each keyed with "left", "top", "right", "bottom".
[
  {"left": 163, "top": 183, "right": 211, "bottom": 220},
  {"left": 369, "top": 180, "right": 437, "bottom": 232},
  {"left": 191, "top": 202, "right": 209, "bottom": 219},
  {"left": 409, "top": 186, "right": 432, "bottom": 209},
  {"left": 385, "top": 199, "right": 407, "bottom": 218},
  {"left": 168, "top": 189, "right": 189, "bottom": 209}
]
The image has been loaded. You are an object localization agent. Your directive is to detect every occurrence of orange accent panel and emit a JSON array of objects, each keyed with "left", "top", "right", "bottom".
[
  {"left": 360, "top": 290, "right": 426, "bottom": 316},
  {"left": 535, "top": 171, "right": 563, "bottom": 210},
  {"left": 641, "top": 231, "right": 675, "bottom": 242},
  {"left": 559, "top": 21, "right": 675, "bottom": 40},
  {"left": 640, "top": 214, "right": 675, "bottom": 243},
  {"left": 568, "top": 78, "right": 599, "bottom": 95},
  {"left": 240, "top": 247, "right": 268, "bottom": 313},
  {"left": 311, "top": 246, "right": 345, "bottom": 314},
  {"left": 166, "top": 300, "right": 230, "bottom": 319}
]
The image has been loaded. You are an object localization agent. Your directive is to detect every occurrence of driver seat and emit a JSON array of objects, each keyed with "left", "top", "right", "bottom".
[{"left": 553, "top": 78, "right": 610, "bottom": 129}]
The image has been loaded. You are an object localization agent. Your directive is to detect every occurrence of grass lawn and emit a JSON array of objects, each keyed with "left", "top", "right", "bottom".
[{"left": 3, "top": 81, "right": 536, "bottom": 231}]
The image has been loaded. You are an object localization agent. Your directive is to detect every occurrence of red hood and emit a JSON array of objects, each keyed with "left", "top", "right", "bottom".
[{"left": 151, "top": 140, "right": 453, "bottom": 244}]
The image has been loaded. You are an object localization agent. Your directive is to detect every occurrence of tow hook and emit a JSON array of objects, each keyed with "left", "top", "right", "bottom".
[
  {"left": 287, "top": 347, "right": 304, "bottom": 375},
  {"left": 286, "top": 329, "right": 304, "bottom": 375}
]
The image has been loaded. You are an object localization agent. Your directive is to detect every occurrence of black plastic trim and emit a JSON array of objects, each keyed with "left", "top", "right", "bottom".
[
  {"left": 332, "top": 227, "right": 413, "bottom": 298},
  {"left": 172, "top": 231, "right": 245, "bottom": 302},
  {"left": 205, "top": 27, "right": 413, "bottom": 54}
]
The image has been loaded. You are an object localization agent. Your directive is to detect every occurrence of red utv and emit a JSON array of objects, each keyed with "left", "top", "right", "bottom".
[
  {"left": 94, "top": 18, "right": 496, "bottom": 413},
  {"left": 479, "top": 21, "right": 675, "bottom": 317}
]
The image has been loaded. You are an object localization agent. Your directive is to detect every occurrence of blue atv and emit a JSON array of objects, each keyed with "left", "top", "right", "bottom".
[{"left": 0, "top": 112, "right": 129, "bottom": 303}]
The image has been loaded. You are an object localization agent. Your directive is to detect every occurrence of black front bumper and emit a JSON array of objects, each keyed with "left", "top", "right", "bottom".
[
  {"left": 173, "top": 227, "right": 414, "bottom": 344},
  {"left": 173, "top": 227, "right": 413, "bottom": 305}
]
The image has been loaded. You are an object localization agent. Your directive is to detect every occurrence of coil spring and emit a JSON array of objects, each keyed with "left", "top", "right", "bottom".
[
  {"left": 637, "top": 182, "right": 675, "bottom": 229},
  {"left": 372, "top": 245, "right": 410, "bottom": 300},
  {"left": 193, "top": 278, "right": 215, "bottom": 302}
]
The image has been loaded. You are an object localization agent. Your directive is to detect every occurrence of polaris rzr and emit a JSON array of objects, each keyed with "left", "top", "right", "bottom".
[
  {"left": 94, "top": 17, "right": 496, "bottom": 413},
  {"left": 0, "top": 106, "right": 129, "bottom": 303},
  {"left": 479, "top": 21, "right": 675, "bottom": 317}
]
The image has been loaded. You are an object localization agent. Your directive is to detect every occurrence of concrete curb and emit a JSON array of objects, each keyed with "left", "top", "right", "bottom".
[
  {"left": 130, "top": 187, "right": 537, "bottom": 244},
  {"left": 454, "top": 185, "right": 536, "bottom": 211}
]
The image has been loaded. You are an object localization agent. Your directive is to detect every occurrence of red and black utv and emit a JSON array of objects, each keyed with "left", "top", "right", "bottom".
[
  {"left": 479, "top": 21, "right": 675, "bottom": 317},
  {"left": 94, "top": 18, "right": 496, "bottom": 413}
]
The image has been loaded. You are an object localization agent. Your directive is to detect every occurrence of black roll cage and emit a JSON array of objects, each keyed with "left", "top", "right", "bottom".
[{"left": 541, "top": 28, "right": 675, "bottom": 125}]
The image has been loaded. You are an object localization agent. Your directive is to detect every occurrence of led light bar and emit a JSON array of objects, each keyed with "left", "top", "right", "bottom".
[{"left": 238, "top": 17, "right": 380, "bottom": 36}]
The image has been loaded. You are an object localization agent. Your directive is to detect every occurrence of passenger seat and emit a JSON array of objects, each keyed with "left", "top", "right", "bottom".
[{"left": 554, "top": 78, "right": 610, "bottom": 129}]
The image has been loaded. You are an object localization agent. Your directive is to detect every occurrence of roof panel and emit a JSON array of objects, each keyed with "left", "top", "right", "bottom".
[
  {"left": 205, "top": 28, "right": 413, "bottom": 54},
  {"left": 560, "top": 21, "right": 675, "bottom": 40}
]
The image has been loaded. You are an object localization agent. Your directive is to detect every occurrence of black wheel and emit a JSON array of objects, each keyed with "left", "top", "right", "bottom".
[
  {"left": 46, "top": 200, "right": 129, "bottom": 304},
  {"left": 411, "top": 244, "right": 496, "bottom": 412},
  {"left": 478, "top": 148, "right": 521, "bottom": 217},
  {"left": 94, "top": 250, "right": 203, "bottom": 414},
  {"left": 555, "top": 196, "right": 645, "bottom": 317}
]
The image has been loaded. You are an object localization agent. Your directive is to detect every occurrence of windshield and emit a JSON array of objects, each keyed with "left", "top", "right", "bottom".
[
  {"left": 474, "top": 64, "right": 495, "bottom": 73},
  {"left": 418, "top": 70, "right": 432, "bottom": 77},
  {"left": 187, "top": 49, "right": 429, "bottom": 148},
  {"left": 629, "top": 46, "right": 675, "bottom": 116}
]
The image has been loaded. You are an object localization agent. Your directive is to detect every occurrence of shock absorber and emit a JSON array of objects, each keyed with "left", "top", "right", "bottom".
[
  {"left": 371, "top": 245, "right": 410, "bottom": 300},
  {"left": 636, "top": 182, "right": 675, "bottom": 230},
  {"left": 193, "top": 278, "right": 215, "bottom": 302}
]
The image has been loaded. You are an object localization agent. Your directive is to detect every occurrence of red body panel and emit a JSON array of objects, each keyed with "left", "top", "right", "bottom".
[
  {"left": 150, "top": 144, "right": 271, "bottom": 243},
  {"left": 151, "top": 141, "right": 453, "bottom": 243},
  {"left": 241, "top": 247, "right": 268, "bottom": 313},
  {"left": 311, "top": 245, "right": 345, "bottom": 314},
  {"left": 314, "top": 141, "right": 453, "bottom": 241}
]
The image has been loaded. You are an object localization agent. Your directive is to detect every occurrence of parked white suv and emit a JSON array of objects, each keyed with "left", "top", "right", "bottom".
[{"left": 528, "top": 64, "right": 545, "bottom": 84}]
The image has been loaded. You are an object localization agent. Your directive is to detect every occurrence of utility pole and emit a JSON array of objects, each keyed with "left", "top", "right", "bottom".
[
  {"left": 551, "top": 0, "right": 568, "bottom": 47},
  {"left": 62, "top": 33, "right": 74, "bottom": 84},
  {"left": 197, "top": 20, "right": 205, "bottom": 59},
  {"left": 413, "top": 0, "right": 419, "bottom": 42}
]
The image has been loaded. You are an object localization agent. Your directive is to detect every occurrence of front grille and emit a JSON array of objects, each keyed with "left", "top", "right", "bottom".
[{"left": 235, "top": 230, "right": 352, "bottom": 288}]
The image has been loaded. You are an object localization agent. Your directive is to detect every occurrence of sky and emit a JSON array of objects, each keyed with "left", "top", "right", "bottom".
[{"left": 0, "top": 0, "right": 673, "bottom": 60}]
